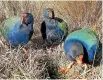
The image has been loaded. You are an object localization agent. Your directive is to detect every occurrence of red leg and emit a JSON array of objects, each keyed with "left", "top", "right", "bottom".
[
  {"left": 59, "top": 61, "right": 75, "bottom": 74},
  {"left": 22, "top": 47, "right": 28, "bottom": 59}
]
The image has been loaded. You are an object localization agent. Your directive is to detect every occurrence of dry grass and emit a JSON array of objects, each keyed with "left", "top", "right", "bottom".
[
  {"left": 0, "top": 1, "right": 102, "bottom": 79},
  {"left": 0, "top": 35, "right": 102, "bottom": 79}
]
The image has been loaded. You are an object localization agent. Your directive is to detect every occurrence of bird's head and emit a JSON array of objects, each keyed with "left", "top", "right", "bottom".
[
  {"left": 44, "top": 8, "right": 55, "bottom": 19},
  {"left": 69, "top": 42, "right": 84, "bottom": 66},
  {"left": 21, "top": 11, "right": 34, "bottom": 25}
]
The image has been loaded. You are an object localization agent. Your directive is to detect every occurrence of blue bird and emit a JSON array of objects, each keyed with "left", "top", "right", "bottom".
[
  {"left": 59, "top": 28, "right": 99, "bottom": 74},
  {"left": 0, "top": 11, "right": 34, "bottom": 56},
  {"left": 41, "top": 8, "right": 68, "bottom": 46}
]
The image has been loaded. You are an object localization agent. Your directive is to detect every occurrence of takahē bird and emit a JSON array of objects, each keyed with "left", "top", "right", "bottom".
[
  {"left": 59, "top": 28, "right": 99, "bottom": 74},
  {"left": 0, "top": 11, "right": 34, "bottom": 56},
  {"left": 41, "top": 8, "right": 68, "bottom": 46}
]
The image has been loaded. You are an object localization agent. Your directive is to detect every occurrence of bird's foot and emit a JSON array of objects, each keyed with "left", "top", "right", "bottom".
[
  {"left": 59, "top": 62, "right": 75, "bottom": 74},
  {"left": 80, "top": 63, "right": 88, "bottom": 75},
  {"left": 58, "top": 67, "right": 69, "bottom": 74},
  {"left": 24, "top": 53, "right": 28, "bottom": 59},
  {"left": 21, "top": 53, "right": 28, "bottom": 63},
  {"left": 83, "top": 63, "right": 88, "bottom": 72}
]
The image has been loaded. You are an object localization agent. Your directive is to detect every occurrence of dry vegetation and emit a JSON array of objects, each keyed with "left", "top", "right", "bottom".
[{"left": 0, "top": 1, "right": 102, "bottom": 79}]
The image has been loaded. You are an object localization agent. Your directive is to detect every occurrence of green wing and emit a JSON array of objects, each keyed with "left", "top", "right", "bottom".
[
  {"left": 57, "top": 21, "right": 68, "bottom": 35},
  {"left": 66, "top": 28, "right": 99, "bottom": 49},
  {"left": 0, "top": 16, "right": 20, "bottom": 38}
]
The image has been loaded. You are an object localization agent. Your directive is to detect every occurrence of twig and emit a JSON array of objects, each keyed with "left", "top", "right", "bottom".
[
  {"left": 0, "top": 40, "right": 5, "bottom": 47},
  {"left": 18, "top": 66, "right": 28, "bottom": 79}
]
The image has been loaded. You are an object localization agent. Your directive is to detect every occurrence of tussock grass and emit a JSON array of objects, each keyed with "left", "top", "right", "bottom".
[{"left": 0, "top": 35, "right": 102, "bottom": 79}]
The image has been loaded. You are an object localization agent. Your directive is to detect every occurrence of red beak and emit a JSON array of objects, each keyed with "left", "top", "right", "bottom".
[{"left": 21, "top": 13, "right": 26, "bottom": 24}]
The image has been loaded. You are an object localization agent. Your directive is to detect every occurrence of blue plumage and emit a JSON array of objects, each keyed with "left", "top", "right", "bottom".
[
  {"left": 64, "top": 29, "right": 99, "bottom": 62},
  {"left": 45, "top": 19, "right": 64, "bottom": 43},
  {"left": 0, "top": 12, "right": 34, "bottom": 47},
  {"left": 41, "top": 8, "right": 68, "bottom": 45}
]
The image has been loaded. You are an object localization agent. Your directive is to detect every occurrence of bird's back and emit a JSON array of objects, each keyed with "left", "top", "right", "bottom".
[
  {"left": 0, "top": 16, "right": 20, "bottom": 39},
  {"left": 64, "top": 28, "right": 99, "bottom": 62},
  {"left": 55, "top": 17, "right": 68, "bottom": 36},
  {"left": 43, "top": 17, "right": 68, "bottom": 44},
  {"left": 0, "top": 16, "right": 34, "bottom": 47}
]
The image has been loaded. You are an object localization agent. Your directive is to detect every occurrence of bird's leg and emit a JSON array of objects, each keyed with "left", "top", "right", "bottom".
[
  {"left": 22, "top": 47, "right": 28, "bottom": 54},
  {"left": 80, "top": 63, "right": 88, "bottom": 75},
  {"left": 22, "top": 47, "right": 28, "bottom": 59},
  {"left": 59, "top": 61, "right": 75, "bottom": 74},
  {"left": 67, "top": 61, "right": 75, "bottom": 69}
]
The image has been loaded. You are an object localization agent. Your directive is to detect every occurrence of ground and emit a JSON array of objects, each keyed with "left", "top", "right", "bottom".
[{"left": 0, "top": 34, "right": 102, "bottom": 79}]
